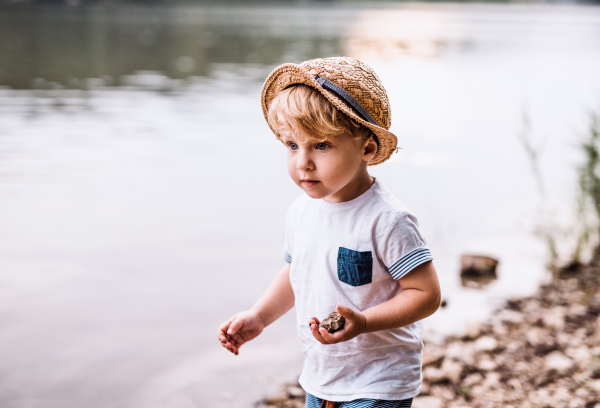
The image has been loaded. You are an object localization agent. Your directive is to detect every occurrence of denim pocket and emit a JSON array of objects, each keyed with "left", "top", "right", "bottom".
[{"left": 337, "top": 247, "right": 373, "bottom": 287}]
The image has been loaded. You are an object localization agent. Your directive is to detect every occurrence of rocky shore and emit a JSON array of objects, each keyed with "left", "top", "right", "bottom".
[{"left": 257, "top": 264, "right": 600, "bottom": 408}]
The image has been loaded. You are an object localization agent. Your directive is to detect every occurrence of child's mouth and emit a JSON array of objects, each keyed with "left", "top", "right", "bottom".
[{"left": 301, "top": 179, "right": 320, "bottom": 188}]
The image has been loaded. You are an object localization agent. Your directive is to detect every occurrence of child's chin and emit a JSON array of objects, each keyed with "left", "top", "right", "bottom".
[{"left": 302, "top": 188, "right": 327, "bottom": 199}]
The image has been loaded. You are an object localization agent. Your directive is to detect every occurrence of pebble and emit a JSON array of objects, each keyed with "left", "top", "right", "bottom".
[
  {"left": 423, "top": 367, "right": 445, "bottom": 383},
  {"left": 319, "top": 311, "right": 345, "bottom": 333},
  {"left": 440, "top": 359, "right": 463, "bottom": 383},
  {"left": 430, "top": 385, "right": 455, "bottom": 400},
  {"left": 477, "top": 356, "right": 498, "bottom": 371},
  {"left": 566, "top": 346, "right": 591, "bottom": 365},
  {"left": 474, "top": 335, "right": 498, "bottom": 352},
  {"left": 482, "top": 372, "right": 501, "bottom": 389},
  {"left": 545, "top": 351, "right": 573, "bottom": 373},
  {"left": 497, "top": 309, "right": 524, "bottom": 324},
  {"left": 542, "top": 306, "right": 566, "bottom": 329},
  {"left": 413, "top": 396, "right": 444, "bottom": 408},
  {"left": 464, "top": 322, "right": 482, "bottom": 339},
  {"left": 588, "top": 380, "right": 600, "bottom": 393},
  {"left": 507, "top": 378, "right": 522, "bottom": 390},
  {"left": 463, "top": 373, "right": 484, "bottom": 386},
  {"left": 525, "top": 327, "right": 546, "bottom": 346},
  {"left": 287, "top": 386, "right": 304, "bottom": 398}
]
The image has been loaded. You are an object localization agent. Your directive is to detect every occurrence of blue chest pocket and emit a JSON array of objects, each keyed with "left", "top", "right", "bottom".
[{"left": 337, "top": 247, "right": 373, "bottom": 287}]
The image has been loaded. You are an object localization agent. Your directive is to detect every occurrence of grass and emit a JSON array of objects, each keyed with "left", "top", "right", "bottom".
[
  {"left": 519, "top": 110, "right": 600, "bottom": 274},
  {"left": 574, "top": 113, "right": 600, "bottom": 265}
]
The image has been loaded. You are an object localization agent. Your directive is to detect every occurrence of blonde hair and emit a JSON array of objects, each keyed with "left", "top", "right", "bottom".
[{"left": 267, "top": 85, "right": 373, "bottom": 144}]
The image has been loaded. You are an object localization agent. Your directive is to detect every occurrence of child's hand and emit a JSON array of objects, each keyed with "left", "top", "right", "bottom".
[
  {"left": 217, "top": 310, "right": 265, "bottom": 356},
  {"left": 308, "top": 305, "right": 367, "bottom": 345}
]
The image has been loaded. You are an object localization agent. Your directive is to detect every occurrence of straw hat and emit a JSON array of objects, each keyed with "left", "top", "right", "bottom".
[{"left": 261, "top": 57, "right": 397, "bottom": 166}]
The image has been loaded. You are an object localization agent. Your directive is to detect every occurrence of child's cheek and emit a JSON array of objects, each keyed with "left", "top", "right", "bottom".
[{"left": 286, "top": 157, "right": 300, "bottom": 184}]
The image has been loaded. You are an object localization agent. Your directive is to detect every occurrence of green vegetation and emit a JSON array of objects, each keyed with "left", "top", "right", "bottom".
[
  {"left": 520, "top": 110, "right": 600, "bottom": 274},
  {"left": 574, "top": 113, "right": 600, "bottom": 265}
]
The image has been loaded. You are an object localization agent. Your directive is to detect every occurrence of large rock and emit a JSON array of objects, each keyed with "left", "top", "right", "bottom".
[{"left": 460, "top": 255, "right": 499, "bottom": 287}]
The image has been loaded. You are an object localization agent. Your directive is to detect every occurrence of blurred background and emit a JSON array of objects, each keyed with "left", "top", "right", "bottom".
[{"left": 1, "top": 1, "right": 600, "bottom": 407}]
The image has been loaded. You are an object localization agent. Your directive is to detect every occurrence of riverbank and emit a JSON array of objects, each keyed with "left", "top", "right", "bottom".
[{"left": 258, "top": 264, "right": 600, "bottom": 408}]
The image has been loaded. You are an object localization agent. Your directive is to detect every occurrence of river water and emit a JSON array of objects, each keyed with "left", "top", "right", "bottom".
[{"left": 1, "top": 4, "right": 600, "bottom": 408}]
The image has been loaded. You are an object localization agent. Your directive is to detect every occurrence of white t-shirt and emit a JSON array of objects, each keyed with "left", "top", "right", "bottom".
[{"left": 283, "top": 179, "right": 433, "bottom": 401}]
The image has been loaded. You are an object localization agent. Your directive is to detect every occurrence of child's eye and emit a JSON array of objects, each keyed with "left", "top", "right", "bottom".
[
  {"left": 315, "top": 143, "right": 328, "bottom": 151},
  {"left": 289, "top": 142, "right": 298, "bottom": 151}
]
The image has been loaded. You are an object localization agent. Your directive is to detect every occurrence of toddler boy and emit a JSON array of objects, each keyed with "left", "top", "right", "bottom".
[{"left": 217, "top": 57, "right": 441, "bottom": 408}]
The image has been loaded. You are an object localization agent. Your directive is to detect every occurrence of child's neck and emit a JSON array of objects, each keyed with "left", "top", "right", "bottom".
[{"left": 323, "top": 171, "right": 374, "bottom": 204}]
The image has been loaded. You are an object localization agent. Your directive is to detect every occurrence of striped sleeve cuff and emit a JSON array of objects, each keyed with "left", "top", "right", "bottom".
[
  {"left": 388, "top": 247, "right": 433, "bottom": 280},
  {"left": 282, "top": 250, "right": 292, "bottom": 264}
]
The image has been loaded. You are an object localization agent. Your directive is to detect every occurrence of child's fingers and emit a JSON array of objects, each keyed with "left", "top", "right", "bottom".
[
  {"left": 221, "top": 339, "right": 240, "bottom": 355},
  {"left": 217, "top": 332, "right": 228, "bottom": 343},
  {"left": 335, "top": 304, "right": 358, "bottom": 321},
  {"left": 218, "top": 317, "right": 235, "bottom": 341},
  {"left": 223, "top": 337, "right": 239, "bottom": 349},
  {"left": 219, "top": 335, "right": 237, "bottom": 350},
  {"left": 229, "top": 332, "right": 246, "bottom": 346},
  {"left": 318, "top": 327, "right": 335, "bottom": 343},
  {"left": 227, "top": 316, "right": 243, "bottom": 335},
  {"left": 218, "top": 316, "right": 242, "bottom": 355},
  {"left": 220, "top": 339, "right": 235, "bottom": 352},
  {"left": 222, "top": 332, "right": 234, "bottom": 345},
  {"left": 318, "top": 327, "right": 346, "bottom": 344},
  {"left": 310, "top": 323, "right": 328, "bottom": 344},
  {"left": 218, "top": 316, "right": 234, "bottom": 333},
  {"left": 335, "top": 305, "right": 367, "bottom": 335},
  {"left": 218, "top": 326, "right": 236, "bottom": 347}
]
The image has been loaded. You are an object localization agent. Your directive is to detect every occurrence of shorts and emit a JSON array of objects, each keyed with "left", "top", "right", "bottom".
[{"left": 305, "top": 393, "right": 413, "bottom": 408}]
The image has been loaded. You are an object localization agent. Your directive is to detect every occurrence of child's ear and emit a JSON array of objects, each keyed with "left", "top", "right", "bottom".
[{"left": 362, "top": 136, "right": 378, "bottom": 162}]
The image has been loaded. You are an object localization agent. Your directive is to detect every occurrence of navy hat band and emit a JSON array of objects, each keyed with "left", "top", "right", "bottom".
[{"left": 314, "top": 75, "right": 379, "bottom": 126}]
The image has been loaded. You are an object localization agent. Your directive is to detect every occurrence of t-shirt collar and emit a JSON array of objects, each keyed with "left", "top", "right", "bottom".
[{"left": 317, "top": 178, "right": 378, "bottom": 211}]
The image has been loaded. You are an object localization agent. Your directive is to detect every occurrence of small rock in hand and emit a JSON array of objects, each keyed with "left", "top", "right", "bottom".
[{"left": 319, "top": 312, "right": 346, "bottom": 333}]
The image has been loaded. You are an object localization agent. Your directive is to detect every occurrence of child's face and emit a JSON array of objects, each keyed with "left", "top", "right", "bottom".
[{"left": 282, "top": 132, "right": 377, "bottom": 203}]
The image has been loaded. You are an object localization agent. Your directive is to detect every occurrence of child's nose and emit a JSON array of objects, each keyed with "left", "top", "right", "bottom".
[{"left": 296, "top": 150, "right": 314, "bottom": 171}]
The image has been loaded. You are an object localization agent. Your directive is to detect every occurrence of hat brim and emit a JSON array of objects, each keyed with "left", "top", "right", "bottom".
[{"left": 261, "top": 63, "right": 397, "bottom": 166}]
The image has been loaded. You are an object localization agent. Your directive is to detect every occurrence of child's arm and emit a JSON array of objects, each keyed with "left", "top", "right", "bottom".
[
  {"left": 309, "top": 260, "right": 440, "bottom": 344},
  {"left": 217, "top": 263, "right": 294, "bottom": 355}
]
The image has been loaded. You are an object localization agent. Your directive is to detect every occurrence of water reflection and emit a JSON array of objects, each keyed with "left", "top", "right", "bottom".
[{"left": 0, "top": 6, "right": 346, "bottom": 89}]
